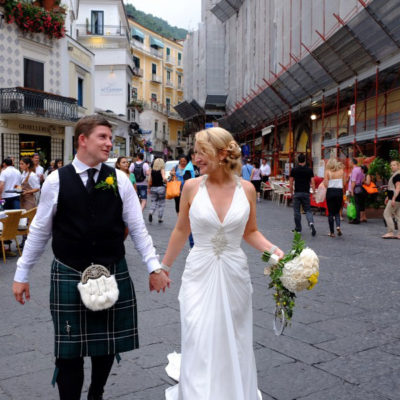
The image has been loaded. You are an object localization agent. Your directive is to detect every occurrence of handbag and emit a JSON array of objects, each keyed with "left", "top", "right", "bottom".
[
  {"left": 77, "top": 264, "right": 119, "bottom": 311},
  {"left": 354, "top": 184, "right": 364, "bottom": 195},
  {"left": 363, "top": 182, "right": 378, "bottom": 194},
  {"left": 166, "top": 178, "right": 181, "bottom": 199},
  {"left": 314, "top": 182, "right": 326, "bottom": 203},
  {"left": 347, "top": 198, "right": 356, "bottom": 220}
]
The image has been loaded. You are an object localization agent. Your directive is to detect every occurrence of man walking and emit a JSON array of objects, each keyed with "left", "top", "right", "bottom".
[
  {"left": 130, "top": 152, "right": 150, "bottom": 211},
  {"left": 241, "top": 158, "right": 253, "bottom": 181},
  {"left": 348, "top": 158, "right": 366, "bottom": 224},
  {"left": 260, "top": 158, "right": 271, "bottom": 182},
  {"left": 289, "top": 154, "right": 317, "bottom": 236},
  {"left": 12, "top": 115, "right": 170, "bottom": 400},
  {"left": 0, "top": 158, "right": 22, "bottom": 209}
]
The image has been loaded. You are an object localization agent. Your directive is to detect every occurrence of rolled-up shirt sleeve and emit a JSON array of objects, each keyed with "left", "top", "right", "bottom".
[
  {"left": 117, "top": 170, "right": 160, "bottom": 273},
  {"left": 14, "top": 172, "right": 59, "bottom": 283}
]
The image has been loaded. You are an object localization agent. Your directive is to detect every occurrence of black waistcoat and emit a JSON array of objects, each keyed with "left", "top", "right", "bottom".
[{"left": 52, "top": 163, "right": 125, "bottom": 270}]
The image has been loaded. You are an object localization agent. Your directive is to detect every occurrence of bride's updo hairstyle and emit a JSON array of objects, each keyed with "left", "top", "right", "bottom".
[{"left": 195, "top": 127, "right": 242, "bottom": 175}]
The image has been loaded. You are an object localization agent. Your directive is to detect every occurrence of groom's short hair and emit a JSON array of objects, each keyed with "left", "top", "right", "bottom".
[{"left": 74, "top": 115, "right": 112, "bottom": 149}]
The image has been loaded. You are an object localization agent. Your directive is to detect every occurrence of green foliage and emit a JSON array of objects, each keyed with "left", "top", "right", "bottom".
[
  {"left": 368, "top": 157, "right": 391, "bottom": 182},
  {"left": 389, "top": 149, "right": 400, "bottom": 161},
  {"left": 262, "top": 232, "right": 305, "bottom": 322},
  {"left": 125, "top": 3, "right": 188, "bottom": 40}
]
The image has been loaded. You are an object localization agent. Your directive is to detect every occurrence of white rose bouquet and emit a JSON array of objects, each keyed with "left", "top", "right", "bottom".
[{"left": 262, "top": 232, "right": 319, "bottom": 334}]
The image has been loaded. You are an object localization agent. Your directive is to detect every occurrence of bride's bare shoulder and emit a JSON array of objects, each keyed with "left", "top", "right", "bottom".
[{"left": 183, "top": 177, "right": 203, "bottom": 191}]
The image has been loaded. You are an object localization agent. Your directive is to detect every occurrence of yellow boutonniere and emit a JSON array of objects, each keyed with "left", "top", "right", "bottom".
[{"left": 95, "top": 174, "right": 117, "bottom": 195}]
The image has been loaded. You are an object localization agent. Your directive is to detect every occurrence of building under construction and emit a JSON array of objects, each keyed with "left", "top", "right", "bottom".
[{"left": 178, "top": 0, "right": 400, "bottom": 175}]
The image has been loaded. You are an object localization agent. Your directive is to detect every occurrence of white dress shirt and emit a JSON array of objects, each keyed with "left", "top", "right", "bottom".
[
  {"left": 260, "top": 163, "right": 271, "bottom": 177},
  {"left": 0, "top": 166, "right": 22, "bottom": 198},
  {"left": 14, "top": 157, "right": 160, "bottom": 283}
]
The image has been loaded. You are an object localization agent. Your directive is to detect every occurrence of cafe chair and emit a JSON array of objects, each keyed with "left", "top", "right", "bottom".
[
  {"left": 0, "top": 210, "right": 23, "bottom": 263},
  {"left": 18, "top": 207, "right": 37, "bottom": 237}
]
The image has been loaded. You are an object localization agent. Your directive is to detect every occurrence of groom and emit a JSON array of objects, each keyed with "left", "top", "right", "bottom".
[{"left": 12, "top": 115, "right": 170, "bottom": 400}]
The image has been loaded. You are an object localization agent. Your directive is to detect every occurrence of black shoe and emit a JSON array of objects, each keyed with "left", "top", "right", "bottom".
[
  {"left": 349, "top": 220, "right": 360, "bottom": 224},
  {"left": 158, "top": 218, "right": 163, "bottom": 223},
  {"left": 291, "top": 228, "right": 301, "bottom": 233},
  {"left": 310, "top": 224, "right": 316, "bottom": 236},
  {"left": 88, "top": 394, "right": 103, "bottom": 400},
  {"left": 148, "top": 213, "right": 153, "bottom": 223}
]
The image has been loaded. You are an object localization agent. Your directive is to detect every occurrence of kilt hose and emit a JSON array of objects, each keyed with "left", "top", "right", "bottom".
[{"left": 50, "top": 258, "right": 138, "bottom": 359}]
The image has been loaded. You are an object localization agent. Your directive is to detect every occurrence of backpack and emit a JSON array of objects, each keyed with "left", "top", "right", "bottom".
[{"left": 133, "top": 162, "right": 146, "bottom": 182}]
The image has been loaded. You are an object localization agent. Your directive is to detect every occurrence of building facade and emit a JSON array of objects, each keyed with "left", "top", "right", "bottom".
[
  {"left": 129, "top": 19, "right": 185, "bottom": 159},
  {"left": 183, "top": 0, "right": 400, "bottom": 175},
  {"left": 0, "top": 0, "right": 94, "bottom": 166}
]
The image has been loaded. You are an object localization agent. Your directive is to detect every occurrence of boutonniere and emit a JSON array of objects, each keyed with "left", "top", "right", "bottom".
[{"left": 95, "top": 174, "right": 117, "bottom": 195}]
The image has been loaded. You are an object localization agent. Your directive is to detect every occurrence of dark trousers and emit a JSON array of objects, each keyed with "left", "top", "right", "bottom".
[
  {"left": 56, "top": 354, "right": 114, "bottom": 400},
  {"left": 293, "top": 192, "right": 314, "bottom": 232},
  {"left": 354, "top": 191, "right": 366, "bottom": 222},
  {"left": 4, "top": 196, "right": 20, "bottom": 210},
  {"left": 326, "top": 188, "right": 343, "bottom": 233}
]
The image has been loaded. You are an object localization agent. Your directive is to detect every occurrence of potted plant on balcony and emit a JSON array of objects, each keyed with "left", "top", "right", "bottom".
[
  {"left": 4, "top": 0, "right": 65, "bottom": 39},
  {"left": 128, "top": 100, "right": 144, "bottom": 113}
]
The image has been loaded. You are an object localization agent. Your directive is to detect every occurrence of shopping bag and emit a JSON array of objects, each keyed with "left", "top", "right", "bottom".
[
  {"left": 363, "top": 182, "right": 378, "bottom": 194},
  {"left": 314, "top": 182, "right": 326, "bottom": 204},
  {"left": 166, "top": 179, "right": 181, "bottom": 199},
  {"left": 347, "top": 198, "right": 356, "bottom": 220}
]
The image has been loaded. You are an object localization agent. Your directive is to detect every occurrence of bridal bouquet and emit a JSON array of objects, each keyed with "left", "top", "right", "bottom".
[{"left": 262, "top": 232, "right": 319, "bottom": 333}]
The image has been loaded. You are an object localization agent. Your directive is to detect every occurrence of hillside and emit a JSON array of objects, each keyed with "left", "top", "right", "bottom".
[{"left": 125, "top": 3, "right": 188, "bottom": 41}]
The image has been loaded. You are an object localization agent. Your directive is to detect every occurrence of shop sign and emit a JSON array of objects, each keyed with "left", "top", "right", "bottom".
[
  {"left": 254, "top": 137, "right": 262, "bottom": 146},
  {"left": 16, "top": 122, "right": 51, "bottom": 134},
  {"left": 284, "top": 162, "right": 294, "bottom": 176}
]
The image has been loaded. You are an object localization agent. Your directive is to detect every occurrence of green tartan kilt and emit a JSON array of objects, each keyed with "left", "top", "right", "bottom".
[{"left": 50, "top": 258, "right": 138, "bottom": 359}]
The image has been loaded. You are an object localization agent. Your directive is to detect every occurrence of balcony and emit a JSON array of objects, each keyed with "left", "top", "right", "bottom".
[
  {"left": 76, "top": 24, "right": 129, "bottom": 38},
  {"left": 165, "top": 80, "right": 174, "bottom": 89},
  {"left": 151, "top": 74, "right": 162, "bottom": 84},
  {"left": 177, "top": 83, "right": 183, "bottom": 91},
  {"left": 0, "top": 87, "right": 78, "bottom": 124},
  {"left": 167, "top": 110, "right": 183, "bottom": 121},
  {"left": 177, "top": 59, "right": 183, "bottom": 70},
  {"left": 133, "top": 67, "right": 143, "bottom": 77},
  {"left": 150, "top": 47, "right": 163, "bottom": 58},
  {"left": 165, "top": 55, "right": 175, "bottom": 66}
]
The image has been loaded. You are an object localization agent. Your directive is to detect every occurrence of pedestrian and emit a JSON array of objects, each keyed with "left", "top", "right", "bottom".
[
  {"left": 289, "top": 154, "right": 317, "bottom": 236},
  {"left": 348, "top": 158, "right": 366, "bottom": 224},
  {"left": 32, "top": 153, "right": 44, "bottom": 185},
  {"left": 323, "top": 158, "right": 345, "bottom": 237},
  {"left": 148, "top": 158, "right": 167, "bottom": 223},
  {"left": 115, "top": 156, "right": 136, "bottom": 191},
  {"left": 0, "top": 158, "right": 22, "bottom": 209},
  {"left": 44, "top": 160, "right": 55, "bottom": 179},
  {"left": 12, "top": 115, "right": 170, "bottom": 400},
  {"left": 19, "top": 157, "right": 40, "bottom": 210},
  {"left": 130, "top": 153, "right": 150, "bottom": 211},
  {"left": 250, "top": 160, "right": 262, "bottom": 202},
  {"left": 170, "top": 155, "right": 188, "bottom": 214},
  {"left": 382, "top": 160, "right": 400, "bottom": 239},
  {"left": 260, "top": 158, "right": 271, "bottom": 182},
  {"left": 241, "top": 158, "right": 253, "bottom": 181}
]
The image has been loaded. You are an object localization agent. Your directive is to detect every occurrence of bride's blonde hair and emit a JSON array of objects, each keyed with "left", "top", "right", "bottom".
[{"left": 195, "top": 127, "right": 242, "bottom": 175}]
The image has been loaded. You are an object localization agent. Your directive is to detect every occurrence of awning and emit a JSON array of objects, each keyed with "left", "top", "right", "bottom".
[
  {"left": 150, "top": 37, "right": 164, "bottom": 49},
  {"left": 131, "top": 28, "right": 144, "bottom": 40}
]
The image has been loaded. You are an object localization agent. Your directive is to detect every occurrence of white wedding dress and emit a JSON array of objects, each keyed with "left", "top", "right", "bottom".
[{"left": 165, "top": 175, "right": 261, "bottom": 400}]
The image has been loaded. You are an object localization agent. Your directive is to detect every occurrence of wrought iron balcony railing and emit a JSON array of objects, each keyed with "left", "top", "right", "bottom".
[{"left": 0, "top": 87, "right": 78, "bottom": 122}]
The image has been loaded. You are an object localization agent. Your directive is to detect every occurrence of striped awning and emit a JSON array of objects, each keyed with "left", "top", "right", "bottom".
[
  {"left": 131, "top": 27, "right": 144, "bottom": 40},
  {"left": 150, "top": 37, "right": 164, "bottom": 49}
]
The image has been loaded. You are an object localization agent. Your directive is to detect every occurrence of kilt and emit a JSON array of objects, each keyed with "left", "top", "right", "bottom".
[{"left": 50, "top": 258, "right": 138, "bottom": 359}]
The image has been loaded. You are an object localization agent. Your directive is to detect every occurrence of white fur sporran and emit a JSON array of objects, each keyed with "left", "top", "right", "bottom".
[{"left": 77, "top": 264, "right": 119, "bottom": 311}]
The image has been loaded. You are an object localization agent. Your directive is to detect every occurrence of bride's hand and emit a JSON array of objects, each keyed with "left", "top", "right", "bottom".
[
  {"left": 274, "top": 247, "right": 285, "bottom": 261},
  {"left": 149, "top": 270, "right": 171, "bottom": 293}
]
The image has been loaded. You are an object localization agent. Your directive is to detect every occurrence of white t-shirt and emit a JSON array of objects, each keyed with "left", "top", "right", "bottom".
[
  {"left": 0, "top": 166, "right": 22, "bottom": 198},
  {"left": 260, "top": 163, "right": 271, "bottom": 177},
  {"left": 35, "top": 165, "right": 44, "bottom": 181},
  {"left": 21, "top": 171, "right": 40, "bottom": 189}
]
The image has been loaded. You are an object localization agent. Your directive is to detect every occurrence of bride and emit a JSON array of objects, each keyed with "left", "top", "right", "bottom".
[{"left": 162, "top": 128, "right": 284, "bottom": 400}]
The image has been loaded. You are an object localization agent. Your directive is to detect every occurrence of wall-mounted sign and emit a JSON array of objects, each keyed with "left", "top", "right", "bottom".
[{"left": 349, "top": 104, "right": 356, "bottom": 126}]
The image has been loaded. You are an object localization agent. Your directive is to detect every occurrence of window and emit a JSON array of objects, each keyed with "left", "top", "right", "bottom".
[
  {"left": 178, "top": 52, "right": 182, "bottom": 65},
  {"left": 155, "top": 120, "right": 158, "bottom": 136},
  {"left": 133, "top": 56, "right": 140, "bottom": 68},
  {"left": 91, "top": 10, "right": 104, "bottom": 35},
  {"left": 24, "top": 58, "right": 44, "bottom": 91},
  {"left": 152, "top": 63, "right": 157, "bottom": 74},
  {"left": 127, "top": 83, "right": 131, "bottom": 104},
  {"left": 162, "top": 123, "right": 166, "bottom": 140},
  {"left": 178, "top": 74, "right": 182, "bottom": 85},
  {"left": 166, "top": 70, "right": 171, "bottom": 81},
  {"left": 151, "top": 93, "right": 157, "bottom": 102},
  {"left": 166, "top": 47, "right": 171, "bottom": 56},
  {"left": 166, "top": 98, "right": 171, "bottom": 111},
  {"left": 77, "top": 77, "right": 83, "bottom": 107},
  {"left": 132, "top": 87, "right": 138, "bottom": 100}
]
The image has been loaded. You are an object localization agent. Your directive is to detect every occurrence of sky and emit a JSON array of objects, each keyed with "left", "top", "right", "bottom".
[{"left": 126, "top": 0, "right": 202, "bottom": 31}]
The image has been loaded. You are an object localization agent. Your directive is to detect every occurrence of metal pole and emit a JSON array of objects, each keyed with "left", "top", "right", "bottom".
[
  {"left": 289, "top": 110, "right": 293, "bottom": 174},
  {"left": 321, "top": 95, "right": 325, "bottom": 160},
  {"left": 274, "top": 116, "right": 278, "bottom": 176},
  {"left": 336, "top": 87, "right": 340, "bottom": 158},
  {"left": 353, "top": 78, "right": 357, "bottom": 156},
  {"left": 375, "top": 66, "right": 379, "bottom": 156}
]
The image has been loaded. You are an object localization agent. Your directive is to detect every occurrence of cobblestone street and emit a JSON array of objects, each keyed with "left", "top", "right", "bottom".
[{"left": 0, "top": 199, "right": 399, "bottom": 400}]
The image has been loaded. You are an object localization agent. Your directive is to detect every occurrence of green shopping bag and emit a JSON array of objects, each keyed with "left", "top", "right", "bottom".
[{"left": 347, "top": 198, "right": 356, "bottom": 220}]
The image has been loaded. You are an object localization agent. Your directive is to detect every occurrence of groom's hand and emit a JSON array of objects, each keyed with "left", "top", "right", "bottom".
[
  {"left": 13, "top": 281, "right": 30, "bottom": 304},
  {"left": 149, "top": 271, "right": 171, "bottom": 293}
]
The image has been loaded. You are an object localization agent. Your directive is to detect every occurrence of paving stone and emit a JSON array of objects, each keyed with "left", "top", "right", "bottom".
[
  {"left": 381, "top": 340, "right": 400, "bottom": 356},
  {"left": 258, "top": 361, "right": 342, "bottom": 400},
  {"left": 360, "top": 369, "right": 400, "bottom": 400},
  {"left": 316, "top": 348, "right": 400, "bottom": 384}
]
